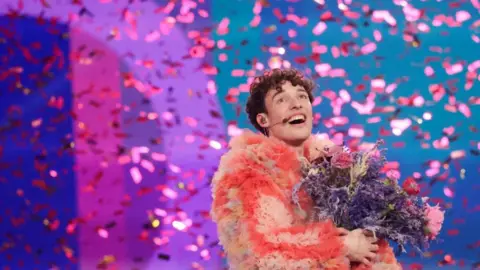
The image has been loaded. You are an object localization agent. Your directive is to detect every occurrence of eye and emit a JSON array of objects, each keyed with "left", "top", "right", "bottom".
[
  {"left": 299, "top": 93, "right": 308, "bottom": 99},
  {"left": 277, "top": 97, "right": 285, "bottom": 104}
]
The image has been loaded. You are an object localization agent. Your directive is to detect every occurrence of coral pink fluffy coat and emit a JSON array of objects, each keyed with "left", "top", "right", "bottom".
[{"left": 211, "top": 130, "right": 401, "bottom": 270}]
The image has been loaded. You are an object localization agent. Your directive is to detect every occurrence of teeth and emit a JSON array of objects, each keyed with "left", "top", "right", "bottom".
[{"left": 289, "top": 115, "right": 305, "bottom": 121}]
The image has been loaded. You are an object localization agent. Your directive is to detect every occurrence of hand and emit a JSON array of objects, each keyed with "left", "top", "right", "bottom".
[{"left": 341, "top": 229, "right": 379, "bottom": 265}]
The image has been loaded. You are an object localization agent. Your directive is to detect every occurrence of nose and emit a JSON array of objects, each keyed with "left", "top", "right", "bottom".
[{"left": 289, "top": 96, "right": 302, "bottom": 109}]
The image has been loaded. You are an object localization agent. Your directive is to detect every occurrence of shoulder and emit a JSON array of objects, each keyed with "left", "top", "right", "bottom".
[
  {"left": 211, "top": 130, "right": 293, "bottom": 189},
  {"left": 213, "top": 133, "right": 270, "bottom": 181}
]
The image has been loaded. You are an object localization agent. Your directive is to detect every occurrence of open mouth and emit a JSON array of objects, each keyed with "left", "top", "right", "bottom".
[{"left": 287, "top": 114, "right": 306, "bottom": 125}]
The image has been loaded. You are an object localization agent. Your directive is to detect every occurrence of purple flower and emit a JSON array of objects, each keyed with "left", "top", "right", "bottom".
[{"left": 293, "top": 144, "right": 439, "bottom": 252}]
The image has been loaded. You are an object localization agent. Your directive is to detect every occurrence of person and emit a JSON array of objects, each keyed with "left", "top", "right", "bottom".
[{"left": 210, "top": 68, "right": 401, "bottom": 269}]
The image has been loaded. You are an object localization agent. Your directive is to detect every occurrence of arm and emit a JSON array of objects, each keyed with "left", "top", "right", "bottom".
[{"left": 212, "top": 164, "right": 349, "bottom": 269}]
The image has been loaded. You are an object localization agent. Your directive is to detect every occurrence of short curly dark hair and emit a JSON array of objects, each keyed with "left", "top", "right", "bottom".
[{"left": 245, "top": 68, "right": 316, "bottom": 132}]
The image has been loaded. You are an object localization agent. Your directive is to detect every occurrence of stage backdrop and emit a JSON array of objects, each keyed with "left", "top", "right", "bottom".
[{"left": 0, "top": 0, "right": 479, "bottom": 269}]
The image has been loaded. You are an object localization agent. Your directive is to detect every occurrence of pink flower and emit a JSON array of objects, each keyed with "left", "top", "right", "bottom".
[
  {"left": 386, "top": 170, "right": 400, "bottom": 182},
  {"left": 424, "top": 204, "right": 445, "bottom": 240},
  {"left": 322, "top": 145, "right": 344, "bottom": 158},
  {"left": 331, "top": 152, "right": 354, "bottom": 169}
]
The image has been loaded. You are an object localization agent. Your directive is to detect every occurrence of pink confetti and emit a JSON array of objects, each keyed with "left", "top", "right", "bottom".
[
  {"left": 312, "top": 43, "right": 328, "bottom": 54},
  {"left": 162, "top": 111, "right": 174, "bottom": 121},
  {"left": 130, "top": 167, "right": 142, "bottom": 184},
  {"left": 373, "top": 30, "right": 382, "bottom": 42},
  {"left": 424, "top": 66, "right": 435, "bottom": 77},
  {"left": 458, "top": 103, "right": 471, "bottom": 118},
  {"left": 97, "top": 228, "right": 109, "bottom": 238},
  {"left": 216, "top": 18, "right": 230, "bottom": 35},
  {"left": 371, "top": 78, "right": 385, "bottom": 93},
  {"left": 151, "top": 152, "right": 167, "bottom": 162},
  {"left": 172, "top": 220, "right": 187, "bottom": 231},
  {"left": 450, "top": 150, "right": 466, "bottom": 159},
  {"left": 429, "top": 84, "right": 446, "bottom": 101},
  {"left": 361, "top": 42, "right": 377, "bottom": 55},
  {"left": 330, "top": 116, "right": 349, "bottom": 126},
  {"left": 49, "top": 170, "right": 58, "bottom": 178},
  {"left": 339, "top": 90, "right": 351, "bottom": 102},
  {"left": 231, "top": 69, "right": 245, "bottom": 77},
  {"left": 315, "top": 63, "right": 331, "bottom": 77},
  {"left": 328, "top": 69, "right": 346, "bottom": 78},
  {"left": 423, "top": 112, "right": 432, "bottom": 120},
  {"left": 312, "top": 96, "right": 323, "bottom": 106},
  {"left": 351, "top": 97, "right": 375, "bottom": 115},
  {"left": 445, "top": 63, "right": 463, "bottom": 75},
  {"left": 426, "top": 167, "right": 440, "bottom": 177},
  {"left": 348, "top": 125, "right": 365, "bottom": 138},
  {"left": 169, "top": 163, "right": 181, "bottom": 173},
  {"left": 4, "top": 1, "right": 477, "bottom": 268},
  {"left": 455, "top": 11, "right": 471, "bottom": 23},
  {"left": 253, "top": 1, "right": 262, "bottom": 14},
  {"left": 184, "top": 117, "right": 198, "bottom": 127},
  {"left": 403, "top": 4, "right": 421, "bottom": 22},
  {"left": 228, "top": 124, "right": 243, "bottom": 137},
  {"left": 444, "top": 186, "right": 455, "bottom": 198},
  {"left": 250, "top": 15, "right": 261, "bottom": 27},
  {"left": 200, "top": 249, "right": 210, "bottom": 259},
  {"left": 433, "top": 137, "right": 450, "bottom": 149},
  {"left": 390, "top": 118, "right": 412, "bottom": 136},
  {"left": 467, "top": 60, "right": 480, "bottom": 72},
  {"left": 154, "top": 208, "right": 167, "bottom": 217},
  {"left": 371, "top": 10, "right": 397, "bottom": 26},
  {"left": 185, "top": 134, "right": 196, "bottom": 143},
  {"left": 186, "top": 245, "right": 198, "bottom": 252},
  {"left": 141, "top": 160, "right": 155, "bottom": 173},
  {"left": 209, "top": 140, "right": 222, "bottom": 150},
  {"left": 367, "top": 116, "right": 381, "bottom": 124},
  {"left": 162, "top": 187, "right": 178, "bottom": 199},
  {"left": 313, "top": 22, "right": 327, "bottom": 35}
]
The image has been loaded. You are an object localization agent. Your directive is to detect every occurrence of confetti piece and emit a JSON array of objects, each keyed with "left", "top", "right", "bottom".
[
  {"left": 130, "top": 167, "right": 142, "bottom": 184},
  {"left": 172, "top": 220, "right": 187, "bottom": 231}
]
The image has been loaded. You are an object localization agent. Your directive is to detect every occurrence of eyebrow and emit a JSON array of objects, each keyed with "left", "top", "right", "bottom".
[
  {"left": 297, "top": 88, "right": 307, "bottom": 94},
  {"left": 271, "top": 90, "right": 284, "bottom": 101},
  {"left": 271, "top": 88, "right": 307, "bottom": 101}
]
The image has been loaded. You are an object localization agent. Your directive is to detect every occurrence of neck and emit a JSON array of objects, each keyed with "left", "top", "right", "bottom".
[
  {"left": 294, "top": 145, "right": 304, "bottom": 157},
  {"left": 284, "top": 139, "right": 306, "bottom": 157},
  {"left": 267, "top": 135, "right": 307, "bottom": 157}
]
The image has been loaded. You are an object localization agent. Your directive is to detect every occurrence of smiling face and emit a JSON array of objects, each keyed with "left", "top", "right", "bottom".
[{"left": 256, "top": 80, "right": 313, "bottom": 147}]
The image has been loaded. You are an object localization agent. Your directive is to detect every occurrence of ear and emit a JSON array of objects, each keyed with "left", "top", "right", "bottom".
[{"left": 256, "top": 113, "right": 269, "bottom": 128}]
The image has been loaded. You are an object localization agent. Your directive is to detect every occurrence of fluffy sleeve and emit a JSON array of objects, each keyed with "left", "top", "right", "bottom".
[{"left": 211, "top": 150, "right": 349, "bottom": 270}]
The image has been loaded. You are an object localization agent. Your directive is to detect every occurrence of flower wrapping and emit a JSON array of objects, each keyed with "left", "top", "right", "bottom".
[{"left": 293, "top": 140, "right": 444, "bottom": 252}]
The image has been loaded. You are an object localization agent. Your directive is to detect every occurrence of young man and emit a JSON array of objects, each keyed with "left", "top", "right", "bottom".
[{"left": 211, "top": 69, "right": 400, "bottom": 269}]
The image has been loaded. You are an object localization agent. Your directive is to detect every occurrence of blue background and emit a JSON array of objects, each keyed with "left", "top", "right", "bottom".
[
  {"left": 0, "top": 16, "right": 78, "bottom": 269},
  {"left": 213, "top": 0, "right": 479, "bottom": 268}
]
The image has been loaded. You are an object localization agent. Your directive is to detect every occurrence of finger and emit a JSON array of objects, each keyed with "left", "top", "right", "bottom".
[
  {"left": 370, "top": 244, "right": 379, "bottom": 252},
  {"left": 366, "top": 252, "right": 377, "bottom": 260},
  {"left": 361, "top": 258, "right": 371, "bottom": 266},
  {"left": 337, "top": 228, "right": 349, "bottom": 235},
  {"left": 368, "top": 236, "right": 378, "bottom": 244},
  {"left": 363, "top": 229, "right": 374, "bottom": 237}
]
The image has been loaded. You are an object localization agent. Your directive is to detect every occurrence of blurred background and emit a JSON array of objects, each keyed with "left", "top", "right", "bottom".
[{"left": 0, "top": 0, "right": 478, "bottom": 269}]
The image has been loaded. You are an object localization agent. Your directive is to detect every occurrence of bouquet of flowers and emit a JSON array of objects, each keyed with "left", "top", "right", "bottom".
[{"left": 293, "top": 140, "right": 444, "bottom": 252}]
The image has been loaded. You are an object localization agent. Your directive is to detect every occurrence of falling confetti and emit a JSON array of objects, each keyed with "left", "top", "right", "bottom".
[{"left": 0, "top": 0, "right": 479, "bottom": 269}]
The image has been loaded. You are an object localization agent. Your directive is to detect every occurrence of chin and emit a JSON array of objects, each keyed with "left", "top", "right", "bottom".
[{"left": 282, "top": 131, "right": 311, "bottom": 146}]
